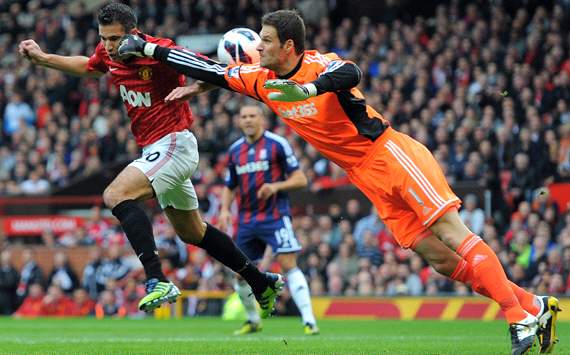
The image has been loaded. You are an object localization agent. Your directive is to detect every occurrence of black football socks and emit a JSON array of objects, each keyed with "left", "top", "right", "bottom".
[
  {"left": 198, "top": 223, "right": 268, "bottom": 294},
  {"left": 111, "top": 200, "right": 167, "bottom": 282}
]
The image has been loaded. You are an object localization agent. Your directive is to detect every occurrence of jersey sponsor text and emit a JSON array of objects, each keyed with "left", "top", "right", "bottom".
[{"left": 120, "top": 85, "right": 152, "bottom": 107}]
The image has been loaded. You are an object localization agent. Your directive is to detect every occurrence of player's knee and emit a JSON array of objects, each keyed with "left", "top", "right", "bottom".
[
  {"left": 277, "top": 253, "right": 297, "bottom": 272},
  {"left": 103, "top": 186, "right": 123, "bottom": 209},
  {"left": 168, "top": 211, "right": 206, "bottom": 245},
  {"left": 178, "top": 233, "right": 201, "bottom": 245},
  {"left": 429, "top": 257, "right": 455, "bottom": 277},
  {"left": 431, "top": 211, "right": 472, "bottom": 250},
  {"left": 178, "top": 225, "right": 206, "bottom": 245}
]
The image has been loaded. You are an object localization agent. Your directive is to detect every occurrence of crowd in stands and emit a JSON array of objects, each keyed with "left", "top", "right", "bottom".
[
  {"left": 1, "top": 0, "right": 570, "bottom": 316},
  {"left": 1, "top": 191, "right": 570, "bottom": 317}
]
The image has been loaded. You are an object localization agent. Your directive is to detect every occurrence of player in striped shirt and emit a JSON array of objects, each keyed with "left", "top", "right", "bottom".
[
  {"left": 219, "top": 104, "right": 318, "bottom": 335},
  {"left": 118, "top": 10, "right": 560, "bottom": 353}
]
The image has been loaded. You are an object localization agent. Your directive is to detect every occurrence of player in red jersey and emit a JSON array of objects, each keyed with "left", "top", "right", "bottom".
[
  {"left": 119, "top": 9, "right": 560, "bottom": 353},
  {"left": 18, "top": 3, "right": 283, "bottom": 316}
]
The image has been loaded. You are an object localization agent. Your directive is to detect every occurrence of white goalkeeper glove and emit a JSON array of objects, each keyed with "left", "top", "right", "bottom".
[{"left": 264, "top": 79, "right": 317, "bottom": 102}]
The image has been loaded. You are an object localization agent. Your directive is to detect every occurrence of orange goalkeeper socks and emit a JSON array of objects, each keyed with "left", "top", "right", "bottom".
[
  {"left": 456, "top": 233, "right": 527, "bottom": 323},
  {"left": 449, "top": 257, "right": 541, "bottom": 317}
]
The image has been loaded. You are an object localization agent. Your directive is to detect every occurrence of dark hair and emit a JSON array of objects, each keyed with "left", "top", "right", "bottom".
[
  {"left": 261, "top": 10, "right": 305, "bottom": 55},
  {"left": 97, "top": 2, "right": 137, "bottom": 32}
]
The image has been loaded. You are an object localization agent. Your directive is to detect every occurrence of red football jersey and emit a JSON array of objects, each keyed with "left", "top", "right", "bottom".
[{"left": 87, "top": 34, "right": 192, "bottom": 147}]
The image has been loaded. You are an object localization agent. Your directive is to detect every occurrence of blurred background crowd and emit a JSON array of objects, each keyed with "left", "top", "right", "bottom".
[{"left": 1, "top": 0, "right": 570, "bottom": 317}]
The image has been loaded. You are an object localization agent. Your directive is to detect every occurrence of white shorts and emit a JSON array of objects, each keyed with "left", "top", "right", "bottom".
[{"left": 129, "top": 130, "right": 199, "bottom": 211}]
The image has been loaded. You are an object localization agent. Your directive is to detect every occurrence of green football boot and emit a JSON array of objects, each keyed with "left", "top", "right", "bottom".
[
  {"left": 253, "top": 273, "right": 284, "bottom": 319},
  {"left": 138, "top": 278, "right": 181, "bottom": 312},
  {"left": 233, "top": 320, "right": 262, "bottom": 335}
]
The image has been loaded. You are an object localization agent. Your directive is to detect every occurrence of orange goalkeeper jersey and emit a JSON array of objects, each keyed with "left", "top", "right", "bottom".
[{"left": 223, "top": 50, "right": 389, "bottom": 170}]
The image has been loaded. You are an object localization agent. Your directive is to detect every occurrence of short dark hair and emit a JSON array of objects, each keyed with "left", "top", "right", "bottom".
[
  {"left": 261, "top": 10, "right": 305, "bottom": 55},
  {"left": 97, "top": 2, "right": 137, "bottom": 32}
]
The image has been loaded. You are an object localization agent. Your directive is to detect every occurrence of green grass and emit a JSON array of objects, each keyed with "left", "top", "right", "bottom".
[{"left": 0, "top": 317, "right": 566, "bottom": 354}]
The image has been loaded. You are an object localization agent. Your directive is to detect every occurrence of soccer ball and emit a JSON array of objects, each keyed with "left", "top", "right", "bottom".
[{"left": 217, "top": 28, "right": 261, "bottom": 65}]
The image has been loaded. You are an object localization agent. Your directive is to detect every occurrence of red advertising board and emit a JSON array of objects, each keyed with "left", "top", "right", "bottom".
[
  {"left": 548, "top": 182, "right": 570, "bottom": 213},
  {"left": 3, "top": 216, "right": 85, "bottom": 236}
]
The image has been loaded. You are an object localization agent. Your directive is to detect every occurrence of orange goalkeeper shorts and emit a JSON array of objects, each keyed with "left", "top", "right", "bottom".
[{"left": 347, "top": 127, "right": 461, "bottom": 249}]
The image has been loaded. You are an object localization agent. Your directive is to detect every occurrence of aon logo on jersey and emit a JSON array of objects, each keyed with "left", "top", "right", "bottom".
[
  {"left": 236, "top": 161, "right": 269, "bottom": 175},
  {"left": 120, "top": 85, "right": 151, "bottom": 107}
]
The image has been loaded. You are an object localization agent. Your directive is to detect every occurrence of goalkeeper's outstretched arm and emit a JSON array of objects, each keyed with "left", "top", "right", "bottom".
[
  {"left": 117, "top": 34, "right": 362, "bottom": 101},
  {"left": 152, "top": 46, "right": 231, "bottom": 90},
  {"left": 311, "top": 60, "right": 362, "bottom": 94},
  {"left": 264, "top": 61, "right": 363, "bottom": 102}
]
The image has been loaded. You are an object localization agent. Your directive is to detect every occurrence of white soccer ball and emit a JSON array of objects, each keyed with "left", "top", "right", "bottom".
[{"left": 217, "top": 28, "right": 261, "bottom": 65}]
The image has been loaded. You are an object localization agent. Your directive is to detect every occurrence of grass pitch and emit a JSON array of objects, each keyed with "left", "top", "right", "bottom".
[{"left": 1, "top": 317, "right": 566, "bottom": 354}]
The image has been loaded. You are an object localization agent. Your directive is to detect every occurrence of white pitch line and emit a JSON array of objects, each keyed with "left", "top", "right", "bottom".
[{"left": 0, "top": 335, "right": 494, "bottom": 345}]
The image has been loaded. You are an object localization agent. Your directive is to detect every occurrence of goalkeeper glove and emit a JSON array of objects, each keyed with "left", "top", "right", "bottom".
[
  {"left": 117, "top": 34, "right": 157, "bottom": 59},
  {"left": 264, "top": 79, "right": 317, "bottom": 102}
]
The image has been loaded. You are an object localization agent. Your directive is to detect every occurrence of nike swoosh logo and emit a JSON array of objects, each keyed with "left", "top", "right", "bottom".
[{"left": 109, "top": 68, "right": 118, "bottom": 72}]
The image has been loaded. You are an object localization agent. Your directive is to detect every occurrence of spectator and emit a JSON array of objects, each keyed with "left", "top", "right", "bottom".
[
  {"left": 82, "top": 248, "right": 105, "bottom": 299},
  {"left": 3, "top": 92, "right": 35, "bottom": 136},
  {"left": 14, "top": 283, "right": 44, "bottom": 318},
  {"left": 509, "top": 153, "right": 538, "bottom": 205},
  {"left": 16, "top": 249, "right": 45, "bottom": 299},
  {"left": 70, "top": 288, "right": 95, "bottom": 316},
  {"left": 156, "top": 225, "right": 188, "bottom": 268},
  {"left": 122, "top": 278, "right": 145, "bottom": 317},
  {"left": 353, "top": 206, "right": 384, "bottom": 247},
  {"left": 344, "top": 199, "right": 364, "bottom": 226},
  {"left": 332, "top": 242, "right": 359, "bottom": 283},
  {"left": 48, "top": 251, "right": 79, "bottom": 294},
  {"left": 20, "top": 169, "right": 50, "bottom": 195},
  {"left": 0, "top": 250, "right": 19, "bottom": 315},
  {"left": 459, "top": 194, "right": 485, "bottom": 236},
  {"left": 98, "top": 245, "right": 130, "bottom": 285},
  {"left": 95, "top": 290, "right": 126, "bottom": 318},
  {"left": 558, "top": 124, "right": 570, "bottom": 178},
  {"left": 356, "top": 231, "right": 382, "bottom": 266},
  {"left": 40, "top": 284, "right": 74, "bottom": 316}
]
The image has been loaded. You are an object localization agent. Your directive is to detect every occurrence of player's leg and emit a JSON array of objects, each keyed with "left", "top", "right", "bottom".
[
  {"left": 114, "top": 131, "right": 209, "bottom": 312},
  {"left": 258, "top": 216, "right": 318, "bottom": 334},
  {"left": 450, "top": 253, "right": 561, "bottom": 353},
  {"left": 381, "top": 131, "right": 531, "bottom": 322},
  {"left": 349, "top": 129, "right": 539, "bottom": 354},
  {"left": 413, "top": 233, "right": 540, "bottom": 314},
  {"left": 430, "top": 211, "right": 531, "bottom": 321},
  {"left": 232, "top": 234, "right": 264, "bottom": 335},
  {"left": 103, "top": 166, "right": 169, "bottom": 296},
  {"left": 164, "top": 206, "right": 283, "bottom": 318},
  {"left": 276, "top": 252, "right": 319, "bottom": 335},
  {"left": 413, "top": 232, "right": 559, "bottom": 352},
  {"left": 234, "top": 275, "right": 263, "bottom": 335}
]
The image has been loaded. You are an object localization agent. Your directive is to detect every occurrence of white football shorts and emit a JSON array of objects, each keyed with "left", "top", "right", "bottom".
[{"left": 129, "top": 129, "right": 199, "bottom": 211}]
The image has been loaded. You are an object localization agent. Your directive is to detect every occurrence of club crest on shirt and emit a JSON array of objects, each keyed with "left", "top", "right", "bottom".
[
  {"left": 138, "top": 66, "right": 152, "bottom": 80},
  {"left": 259, "top": 149, "right": 267, "bottom": 160},
  {"left": 228, "top": 67, "right": 240, "bottom": 78}
]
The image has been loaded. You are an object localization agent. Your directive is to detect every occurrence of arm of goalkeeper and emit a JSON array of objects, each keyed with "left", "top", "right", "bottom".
[{"left": 264, "top": 60, "right": 362, "bottom": 102}]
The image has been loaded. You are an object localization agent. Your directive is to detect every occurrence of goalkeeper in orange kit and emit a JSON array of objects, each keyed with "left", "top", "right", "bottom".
[{"left": 118, "top": 9, "right": 560, "bottom": 355}]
